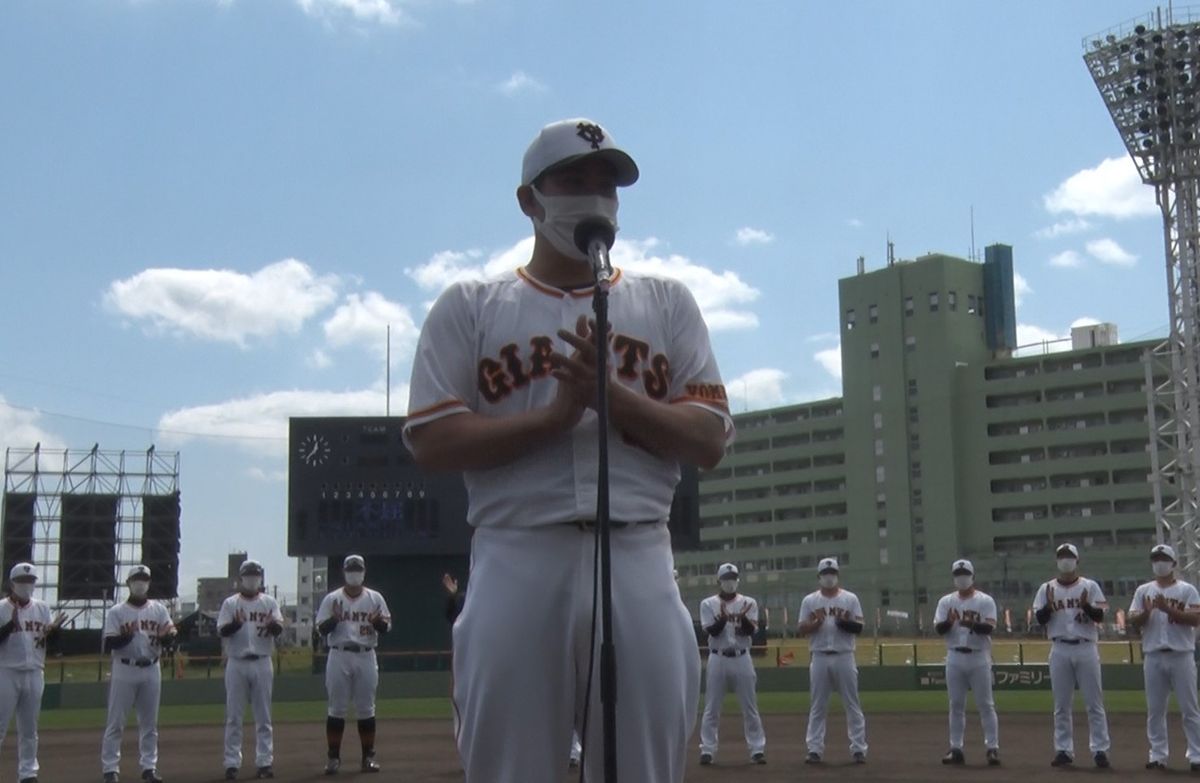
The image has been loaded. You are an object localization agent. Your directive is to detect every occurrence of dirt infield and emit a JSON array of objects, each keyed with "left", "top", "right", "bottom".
[{"left": 11, "top": 712, "right": 1200, "bottom": 781}]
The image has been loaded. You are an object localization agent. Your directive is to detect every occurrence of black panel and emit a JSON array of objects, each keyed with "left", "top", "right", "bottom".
[
  {"left": 59, "top": 494, "right": 118, "bottom": 600},
  {"left": 141, "top": 492, "right": 181, "bottom": 599},
  {"left": 667, "top": 465, "right": 701, "bottom": 551},
  {"left": 2, "top": 493, "right": 35, "bottom": 579}
]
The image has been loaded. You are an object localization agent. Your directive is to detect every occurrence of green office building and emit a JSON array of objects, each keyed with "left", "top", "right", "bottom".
[{"left": 676, "top": 246, "right": 1163, "bottom": 633}]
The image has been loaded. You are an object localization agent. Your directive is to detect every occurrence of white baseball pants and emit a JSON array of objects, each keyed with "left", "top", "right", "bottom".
[
  {"left": 699, "top": 649, "right": 765, "bottom": 759},
  {"left": 1049, "top": 641, "right": 1109, "bottom": 756},
  {"left": 946, "top": 650, "right": 998, "bottom": 751},
  {"left": 806, "top": 650, "right": 867, "bottom": 757},
  {"left": 1143, "top": 650, "right": 1200, "bottom": 763},
  {"left": 325, "top": 648, "right": 379, "bottom": 719},
  {"left": 224, "top": 656, "right": 274, "bottom": 769},
  {"left": 0, "top": 668, "right": 43, "bottom": 780},
  {"left": 101, "top": 660, "right": 162, "bottom": 773}
]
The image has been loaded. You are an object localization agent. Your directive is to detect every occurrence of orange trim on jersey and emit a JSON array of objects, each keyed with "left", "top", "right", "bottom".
[
  {"left": 567, "top": 268, "right": 623, "bottom": 298},
  {"left": 407, "top": 399, "right": 468, "bottom": 420},
  {"left": 671, "top": 395, "right": 732, "bottom": 413},
  {"left": 516, "top": 266, "right": 624, "bottom": 298}
]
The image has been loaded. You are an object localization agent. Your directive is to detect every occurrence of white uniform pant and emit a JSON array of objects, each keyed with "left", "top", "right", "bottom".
[
  {"left": 946, "top": 650, "right": 998, "bottom": 751},
  {"left": 452, "top": 523, "right": 699, "bottom": 783},
  {"left": 325, "top": 648, "right": 379, "bottom": 719},
  {"left": 224, "top": 656, "right": 274, "bottom": 769},
  {"left": 570, "top": 731, "right": 582, "bottom": 763},
  {"left": 1143, "top": 650, "right": 1200, "bottom": 763},
  {"left": 1049, "top": 641, "right": 1109, "bottom": 755},
  {"left": 699, "top": 649, "right": 765, "bottom": 758},
  {"left": 102, "top": 661, "right": 162, "bottom": 773},
  {"left": 0, "top": 668, "right": 44, "bottom": 780},
  {"left": 806, "top": 651, "right": 867, "bottom": 756}
]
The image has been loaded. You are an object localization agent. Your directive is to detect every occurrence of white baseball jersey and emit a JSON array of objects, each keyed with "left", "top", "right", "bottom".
[
  {"left": 1130, "top": 579, "right": 1200, "bottom": 652},
  {"left": 0, "top": 598, "right": 53, "bottom": 670},
  {"left": 316, "top": 588, "right": 392, "bottom": 648},
  {"left": 402, "top": 268, "right": 734, "bottom": 528},
  {"left": 1033, "top": 577, "right": 1107, "bottom": 642},
  {"left": 699, "top": 594, "right": 758, "bottom": 653},
  {"left": 103, "top": 600, "right": 173, "bottom": 661},
  {"left": 799, "top": 589, "right": 864, "bottom": 654},
  {"left": 218, "top": 593, "right": 282, "bottom": 658},
  {"left": 934, "top": 590, "right": 998, "bottom": 653}
]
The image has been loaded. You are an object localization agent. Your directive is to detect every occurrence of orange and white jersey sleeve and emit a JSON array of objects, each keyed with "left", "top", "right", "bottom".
[
  {"left": 662, "top": 277, "right": 734, "bottom": 443},
  {"left": 403, "top": 280, "right": 478, "bottom": 447}
]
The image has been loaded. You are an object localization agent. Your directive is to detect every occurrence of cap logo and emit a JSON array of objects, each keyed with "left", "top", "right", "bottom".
[{"left": 576, "top": 122, "right": 605, "bottom": 150}]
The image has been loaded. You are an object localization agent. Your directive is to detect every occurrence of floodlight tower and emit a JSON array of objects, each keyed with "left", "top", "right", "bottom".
[{"left": 1085, "top": 7, "right": 1200, "bottom": 580}]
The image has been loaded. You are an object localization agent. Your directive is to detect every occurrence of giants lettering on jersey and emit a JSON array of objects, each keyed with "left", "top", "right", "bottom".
[
  {"left": 1047, "top": 597, "right": 1090, "bottom": 611},
  {"left": 245, "top": 611, "right": 272, "bottom": 623},
  {"left": 1150, "top": 593, "right": 1191, "bottom": 622},
  {"left": 812, "top": 606, "right": 855, "bottom": 622},
  {"left": 478, "top": 334, "right": 671, "bottom": 403}
]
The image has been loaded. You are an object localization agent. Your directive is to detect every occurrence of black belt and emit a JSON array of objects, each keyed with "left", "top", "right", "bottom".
[
  {"left": 1052, "top": 638, "right": 1090, "bottom": 645},
  {"left": 816, "top": 650, "right": 846, "bottom": 656},
  {"left": 952, "top": 647, "right": 977, "bottom": 653},
  {"left": 333, "top": 644, "right": 371, "bottom": 653},
  {"left": 1147, "top": 648, "right": 1190, "bottom": 654},
  {"left": 118, "top": 658, "right": 158, "bottom": 667},
  {"left": 712, "top": 649, "right": 747, "bottom": 658},
  {"left": 570, "top": 519, "right": 661, "bottom": 531},
  {"left": 238, "top": 654, "right": 265, "bottom": 660}
]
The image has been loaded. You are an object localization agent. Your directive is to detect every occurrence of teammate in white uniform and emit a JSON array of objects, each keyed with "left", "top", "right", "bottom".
[
  {"left": 101, "top": 565, "right": 176, "bottom": 783},
  {"left": 935, "top": 559, "right": 1000, "bottom": 767},
  {"left": 404, "top": 118, "right": 732, "bottom": 783},
  {"left": 315, "top": 555, "right": 391, "bottom": 775},
  {"left": 698, "top": 563, "right": 766, "bottom": 765},
  {"left": 797, "top": 557, "right": 867, "bottom": 764},
  {"left": 1031, "top": 543, "right": 1110, "bottom": 768},
  {"left": 218, "top": 560, "right": 283, "bottom": 780},
  {"left": 0, "top": 563, "right": 64, "bottom": 783},
  {"left": 1128, "top": 543, "right": 1200, "bottom": 770}
]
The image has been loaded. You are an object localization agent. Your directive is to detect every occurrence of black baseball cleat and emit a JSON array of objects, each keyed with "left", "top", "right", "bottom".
[
  {"left": 141, "top": 771, "right": 164, "bottom": 783},
  {"left": 853, "top": 752, "right": 867, "bottom": 764},
  {"left": 699, "top": 752, "right": 713, "bottom": 766},
  {"left": 1191, "top": 762, "right": 1200, "bottom": 772},
  {"left": 568, "top": 758, "right": 580, "bottom": 769},
  {"left": 1051, "top": 751, "right": 1073, "bottom": 767},
  {"left": 751, "top": 751, "right": 766, "bottom": 764},
  {"left": 19, "top": 777, "right": 38, "bottom": 783},
  {"left": 805, "top": 752, "right": 822, "bottom": 764},
  {"left": 987, "top": 748, "right": 1001, "bottom": 766},
  {"left": 324, "top": 757, "right": 340, "bottom": 775},
  {"left": 1095, "top": 751, "right": 1110, "bottom": 768},
  {"left": 1146, "top": 760, "right": 1167, "bottom": 770},
  {"left": 361, "top": 754, "right": 380, "bottom": 773},
  {"left": 223, "top": 769, "right": 237, "bottom": 781},
  {"left": 942, "top": 748, "right": 965, "bottom": 765},
  {"left": 103, "top": 774, "right": 119, "bottom": 783},
  {"left": 254, "top": 767, "right": 274, "bottom": 780}
]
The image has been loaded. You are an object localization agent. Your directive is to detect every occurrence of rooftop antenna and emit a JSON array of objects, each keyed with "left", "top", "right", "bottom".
[
  {"left": 886, "top": 234, "right": 895, "bottom": 267},
  {"left": 856, "top": 255, "right": 865, "bottom": 275}
]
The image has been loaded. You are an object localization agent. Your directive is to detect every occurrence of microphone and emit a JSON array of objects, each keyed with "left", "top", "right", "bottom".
[{"left": 573, "top": 217, "right": 616, "bottom": 284}]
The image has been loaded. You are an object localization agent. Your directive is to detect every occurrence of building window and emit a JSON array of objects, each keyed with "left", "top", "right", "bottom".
[
  {"left": 875, "top": 465, "right": 886, "bottom": 483},
  {"left": 910, "top": 433, "right": 920, "bottom": 451},
  {"left": 881, "top": 589, "right": 891, "bottom": 607},
  {"left": 878, "top": 520, "right": 888, "bottom": 538},
  {"left": 917, "top": 588, "right": 928, "bottom": 604},
  {"left": 915, "top": 544, "right": 926, "bottom": 562},
  {"left": 870, "top": 342, "right": 880, "bottom": 359},
  {"left": 869, "top": 304, "right": 879, "bottom": 323},
  {"left": 978, "top": 296, "right": 985, "bottom": 318},
  {"left": 874, "top": 438, "right": 884, "bottom": 456},
  {"left": 967, "top": 294, "right": 977, "bottom": 315},
  {"left": 948, "top": 291, "right": 957, "bottom": 311},
  {"left": 872, "top": 384, "right": 882, "bottom": 402},
  {"left": 846, "top": 309, "right": 856, "bottom": 330},
  {"left": 913, "top": 516, "right": 924, "bottom": 534},
  {"left": 873, "top": 412, "right": 883, "bottom": 430},
  {"left": 905, "top": 335, "right": 916, "bottom": 352},
  {"left": 908, "top": 406, "right": 919, "bottom": 424},
  {"left": 929, "top": 292, "right": 939, "bottom": 312},
  {"left": 905, "top": 297, "right": 914, "bottom": 316},
  {"left": 907, "top": 379, "right": 917, "bottom": 397},
  {"left": 911, "top": 461, "right": 921, "bottom": 479},
  {"left": 880, "top": 548, "right": 889, "bottom": 565}
]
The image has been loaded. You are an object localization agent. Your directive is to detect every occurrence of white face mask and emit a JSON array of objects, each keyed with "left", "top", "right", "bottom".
[
  {"left": 718, "top": 578, "right": 738, "bottom": 594},
  {"left": 241, "top": 576, "right": 262, "bottom": 593},
  {"left": 1057, "top": 558, "right": 1077, "bottom": 575},
  {"left": 1152, "top": 561, "right": 1174, "bottom": 578},
  {"left": 129, "top": 581, "right": 150, "bottom": 599},
  {"left": 11, "top": 583, "right": 33, "bottom": 602},
  {"left": 953, "top": 575, "right": 974, "bottom": 591},
  {"left": 530, "top": 186, "right": 619, "bottom": 262},
  {"left": 344, "top": 572, "right": 364, "bottom": 588},
  {"left": 819, "top": 574, "right": 839, "bottom": 590}
]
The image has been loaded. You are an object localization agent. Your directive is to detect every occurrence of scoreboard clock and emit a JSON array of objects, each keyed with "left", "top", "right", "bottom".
[{"left": 287, "top": 416, "right": 470, "bottom": 556}]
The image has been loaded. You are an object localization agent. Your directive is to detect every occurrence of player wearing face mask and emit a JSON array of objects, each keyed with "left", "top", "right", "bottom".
[
  {"left": 218, "top": 560, "right": 284, "bottom": 780},
  {"left": 796, "top": 557, "right": 867, "bottom": 765},
  {"left": 697, "top": 563, "right": 765, "bottom": 766},
  {"left": 101, "top": 565, "right": 175, "bottom": 783},
  {"left": 315, "top": 555, "right": 391, "bottom": 775},
  {"left": 935, "top": 559, "right": 1000, "bottom": 767},
  {"left": 1128, "top": 544, "right": 1200, "bottom": 770},
  {"left": 0, "top": 563, "right": 65, "bottom": 783},
  {"left": 1031, "top": 543, "right": 1110, "bottom": 768}
]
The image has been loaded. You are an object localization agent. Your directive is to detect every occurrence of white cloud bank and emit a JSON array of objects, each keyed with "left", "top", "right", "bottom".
[
  {"left": 734, "top": 227, "right": 774, "bottom": 246},
  {"left": 1043, "top": 156, "right": 1157, "bottom": 219},
  {"left": 497, "top": 71, "right": 547, "bottom": 96},
  {"left": 725, "top": 369, "right": 790, "bottom": 411},
  {"left": 1086, "top": 238, "right": 1137, "bottom": 267}
]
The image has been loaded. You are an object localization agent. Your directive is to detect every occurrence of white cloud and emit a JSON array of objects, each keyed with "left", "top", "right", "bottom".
[
  {"left": 497, "top": 71, "right": 547, "bottom": 96},
  {"left": 322, "top": 292, "right": 420, "bottom": 361},
  {"left": 814, "top": 344, "right": 842, "bottom": 380},
  {"left": 407, "top": 236, "right": 762, "bottom": 332},
  {"left": 846, "top": 218, "right": 864, "bottom": 229},
  {"left": 1043, "top": 156, "right": 1157, "bottom": 219},
  {"left": 734, "top": 227, "right": 774, "bottom": 246},
  {"left": 1049, "top": 250, "right": 1085, "bottom": 268},
  {"left": 1070, "top": 316, "right": 1102, "bottom": 329},
  {"left": 1034, "top": 218, "right": 1093, "bottom": 240},
  {"left": 295, "top": 0, "right": 406, "bottom": 25},
  {"left": 1013, "top": 271, "right": 1031, "bottom": 307},
  {"left": 1086, "top": 237, "right": 1137, "bottom": 266},
  {"left": 1015, "top": 323, "right": 1070, "bottom": 356},
  {"left": 726, "top": 368, "right": 789, "bottom": 411},
  {"left": 0, "top": 397, "right": 65, "bottom": 458},
  {"left": 306, "top": 349, "right": 333, "bottom": 369},
  {"left": 105, "top": 259, "right": 339, "bottom": 347}
]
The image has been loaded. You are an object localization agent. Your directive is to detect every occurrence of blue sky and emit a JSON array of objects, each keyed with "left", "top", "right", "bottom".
[{"left": 0, "top": 0, "right": 1174, "bottom": 603}]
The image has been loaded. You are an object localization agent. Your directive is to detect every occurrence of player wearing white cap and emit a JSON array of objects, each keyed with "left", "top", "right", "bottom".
[
  {"left": 404, "top": 118, "right": 732, "bottom": 783},
  {"left": 797, "top": 557, "right": 867, "bottom": 764},
  {"left": 1031, "top": 543, "right": 1110, "bottom": 768},
  {"left": 315, "top": 554, "right": 391, "bottom": 775},
  {"left": 0, "top": 563, "right": 65, "bottom": 783},
  {"left": 935, "top": 559, "right": 1000, "bottom": 766},
  {"left": 101, "top": 565, "right": 176, "bottom": 783},
  {"left": 1128, "top": 543, "right": 1200, "bottom": 770},
  {"left": 698, "top": 563, "right": 766, "bottom": 766},
  {"left": 218, "top": 560, "right": 283, "bottom": 780}
]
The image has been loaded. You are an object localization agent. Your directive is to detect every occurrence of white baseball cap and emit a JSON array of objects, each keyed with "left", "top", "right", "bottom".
[
  {"left": 952, "top": 559, "right": 974, "bottom": 575},
  {"left": 1056, "top": 543, "right": 1079, "bottom": 559},
  {"left": 817, "top": 557, "right": 839, "bottom": 573},
  {"left": 8, "top": 563, "right": 36, "bottom": 582},
  {"left": 521, "top": 118, "right": 639, "bottom": 187},
  {"left": 1151, "top": 543, "right": 1177, "bottom": 561},
  {"left": 716, "top": 562, "right": 739, "bottom": 579},
  {"left": 343, "top": 554, "right": 365, "bottom": 571},
  {"left": 126, "top": 565, "right": 151, "bottom": 582}
]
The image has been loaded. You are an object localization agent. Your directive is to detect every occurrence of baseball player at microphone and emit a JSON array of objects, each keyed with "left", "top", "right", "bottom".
[
  {"left": 0, "top": 563, "right": 65, "bottom": 783},
  {"left": 797, "top": 557, "right": 867, "bottom": 765},
  {"left": 698, "top": 563, "right": 765, "bottom": 766},
  {"left": 1031, "top": 543, "right": 1111, "bottom": 768},
  {"left": 1128, "top": 543, "right": 1200, "bottom": 771},
  {"left": 101, "top": 565, "right": 176, "bottom": 783},
  {"left": 404, "top": 117, "right": 732, "bottom": 783},
  {"left": 316, "top": 555, "right": 391, "bottom": 775}
]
